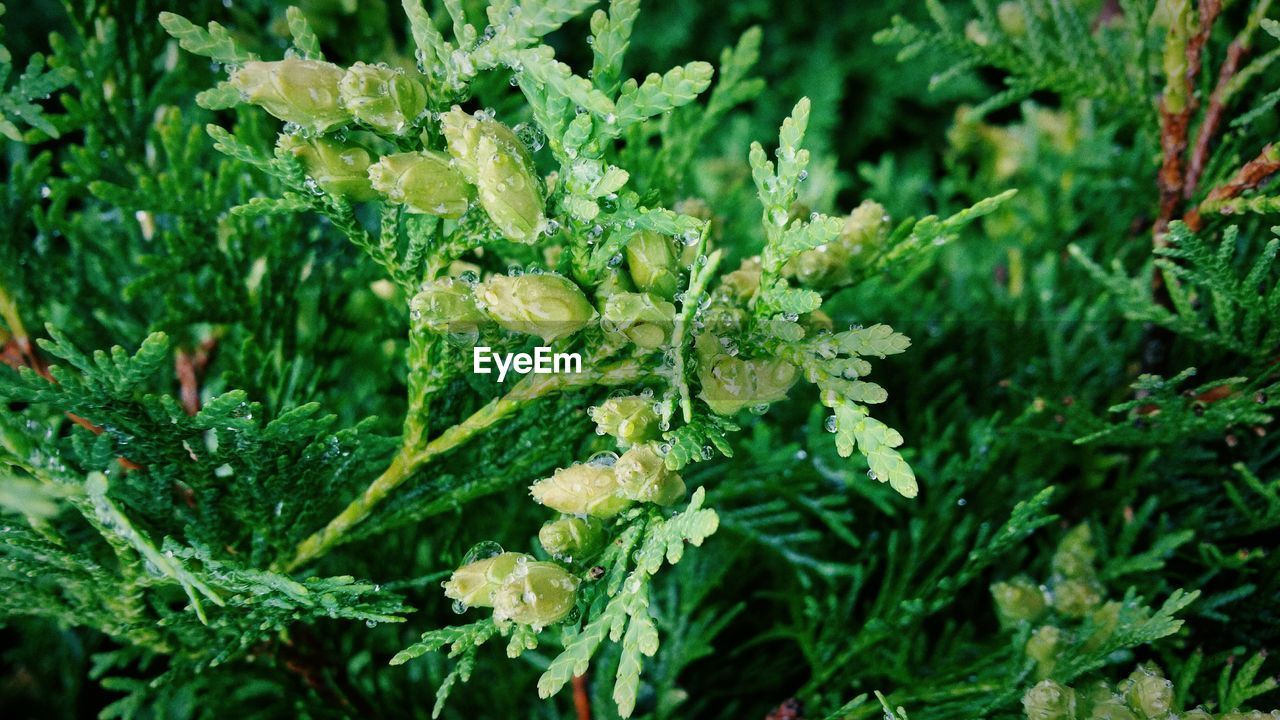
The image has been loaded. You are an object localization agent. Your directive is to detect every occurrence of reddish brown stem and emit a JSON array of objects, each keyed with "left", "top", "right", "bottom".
[
  {"left": 1185, "top": 143, "right": 1280, "bottom": 230},
  {"left": 1186, "top": 0, "right": 1222, "bottom": 83},
  {"left": 572, "top": 674, "right": 592, "bottom": 720},
  {"left": 175, "top": 337, "right": 217, "bottom": 416},
  {"left": 1185, "top": 37, "right": 1248, "bottom": 199},
  {"left": 1157, "top": 102, "right": 1192, "bottom": 240}
]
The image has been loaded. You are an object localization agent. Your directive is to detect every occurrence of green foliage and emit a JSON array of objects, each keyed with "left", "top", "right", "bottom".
[
  {"left": 0, "top": 4, "right": 74, "bottom": 141},
  {"left": 3, "top": 0, "right": 1280, "bottom": 718}
]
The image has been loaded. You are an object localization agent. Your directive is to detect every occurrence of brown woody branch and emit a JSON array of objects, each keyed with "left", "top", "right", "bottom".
[{"left": 1157, "top": 103, "right": 1192, "bottom": 240}]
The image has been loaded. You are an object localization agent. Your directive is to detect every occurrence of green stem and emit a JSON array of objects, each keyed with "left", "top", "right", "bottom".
[
  {"left": 285, "top": 358, "right": 644, "bottom": 571},
  {"left": 668, "top": 241, "right": 720, "bottom": 424}
]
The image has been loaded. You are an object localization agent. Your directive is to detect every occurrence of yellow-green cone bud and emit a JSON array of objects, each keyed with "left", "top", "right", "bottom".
[
  {"left": 601, "top": 292, "right": 676, "bottom": 350},
  {"left": 538, "top": 516, "right": 606, "bottom": 561},
  {"left": 719, "top": 257, "right": 761, "bottom": 301},
  {"left": 625, "top": 231, "right": 680, "bottom": 299},
  {"left": 476, "top": 273, "right": 596, "bottom": 342},
  {"left": 839, "top": 200, "right": 890, "bottom": 259},
  {"left": 530, "top": 463, "right": 632, "bottom": 518},
  {"left": 991, "top": 575, "right": 1047, "bottom": 625},
  {"left": 596, "top": 268, "right": 636, "bottom": 299},
  {"left": 410, "top": 278, "right": 487, "bottom": 333},
  {"left": 1050, "top": 577, "right": 1103, "bottom": 617},
  {"left": 279, "top": 135, "right": 377, "bottom": 201},
  {"left": 783, "top": 242, "right": 851, "bottom": 288},
  {"left": 615, "top": 442, "right": 686, "bottom": 506},
  {"left": 1022, "top": 680, "right": 1077, "bottom": 720},
  {"left": 492, "top": 559, "right": 579, "bottom": 627},
  {"left": 1120, "top": 667, "right": 1172, "bottom": 718},
  {"left": 369, "top": 151, "right": 473, "bottom": 217},
  {"left": 1052, "top": 525, "right": 1097, "bottom": 580},
  {"left": 997, "top": 1, "right": 1029, "bottom": 36},
  {"left": 442, "top": 551, "right": 523, "bottom": 608},
  {"left": 695, "top": 334, "right": 798, "bottom": 415},
  {"left": 231, "top": 57, "right": 349, "bottom": 133},
  {"left": 1026, "top": 625, "right": 1060, "bottom": 679},
  {"left": 338, "top": 61, "right": 426, "bottom": 135},
  {"left": 589, "top": 395, "right": 660, "bottom": 445},
  {"left": 441, "top": 107, "right": 545, "bottom": 243},
  {"left": 1082, "top": 601, "right": 1121, "bottom": 653},
  {"left": 476, "top": 132, "right": 546, "bottom": 243}
]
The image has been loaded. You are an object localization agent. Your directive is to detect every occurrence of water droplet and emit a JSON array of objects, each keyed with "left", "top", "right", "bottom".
[
  {"left": 824, "top": 415, "right": 838, "bottom": 433},
  {"left": 587, "top": 451, "right": 618, "bottom": 467},
  {"left": 514, "top": 123, "right": 545, "bottom": 151},
  {"left": 462, "top": 540, "right": 505, "bottom": 565}
]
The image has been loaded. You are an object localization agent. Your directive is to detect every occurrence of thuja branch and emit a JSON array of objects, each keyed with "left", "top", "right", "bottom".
[{"left": 285, "top": 358, "right": 645, "bottom": 571}]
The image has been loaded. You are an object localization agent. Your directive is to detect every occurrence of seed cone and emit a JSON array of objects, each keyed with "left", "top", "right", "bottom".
[
  {"left": 538, "top": 516, "right": 606, "bottom": 561},
  {"left": 530, "top": 463, "right": 632, "bottom": 518},
  {"left": 476, "top": 273, "right": 596, "bottom": 342},
  {"left": 231, "top": 58, "right": 349, "bottom": 133},
  {"left": 695, "top": 334, "right": 798, "bottom": 415},
  {"left": 491, "top": 559, "right": 579, "bottom": 627},
  {"left": 279, "top": 135, "right": 377, "bottom": 201},
  {"left": 442, "top": 551, "right": 524, "bottom": 608},
  {"left": 601, "top": 292, "right": 676, "bottom": 350},
  {"left": 590, "top": 395, "right": 661, "bottom": 445},
  {"left": 410, "top": 278, "right": 487, "bottom": 333},
  {"left": 338, "top": 62, "right": 426, "bottom": 135},
  {"left": 615, "top": 442, "right": 686, "bottom": 506},
  {"left": 625, "top": 231, "right": 680, "bottom": 299},
  {"left": 369, "top": 151, "right": 473, "bottom": 217},
  {"left": 441, "top": 107, "right": 546, "bottom": 243}
]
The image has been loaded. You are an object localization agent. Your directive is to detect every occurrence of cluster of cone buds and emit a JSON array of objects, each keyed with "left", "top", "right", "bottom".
[
  {"left": 410, "top": 271, "right": 598, "bottom": 343},
  {"left": 442, "top": 551, "right": 579, "bottom": 628},
  {"left": 231, "top": 57, "right": 426, "bottom": 135},
  {"left": 441, "top": 395, "right": 685, "bottom": 627},
  {"left": 991, "top": 526, "right": 1122, "bottom": 681},
  {"left": 230, "top": 59, "right": 545, "bottom": 244},
  {"left": 530, "top": 395, "right": 687, "bottom": 522},
  {"left": 407, "top": 227, "right": 697, "bottom": 350},
  {"left": 1022, "top": 664, "right": 1277, "bottom": 720}
]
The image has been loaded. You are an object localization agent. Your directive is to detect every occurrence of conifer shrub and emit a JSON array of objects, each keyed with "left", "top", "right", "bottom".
[{"left": 1, "top": 1, "right": 1278, "bottom": 718}]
